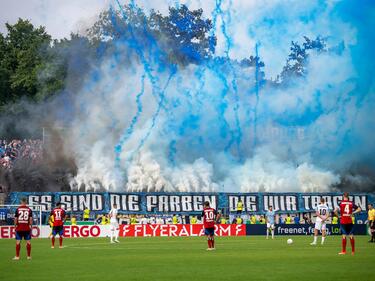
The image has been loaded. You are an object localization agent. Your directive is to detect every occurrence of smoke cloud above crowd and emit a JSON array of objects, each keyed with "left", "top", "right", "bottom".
[{"left": 2, "top": 0, "right": 375, "bottom": 193}]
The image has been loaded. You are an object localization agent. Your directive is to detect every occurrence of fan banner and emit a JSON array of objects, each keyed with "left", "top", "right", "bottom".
[{"left": 7, "top": 192, "right": 373, "bottom": 214}]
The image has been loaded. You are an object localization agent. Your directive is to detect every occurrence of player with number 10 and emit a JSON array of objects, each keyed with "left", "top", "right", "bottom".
[{"left": 201, "top": 201, "right": 220, "bottom": 251}]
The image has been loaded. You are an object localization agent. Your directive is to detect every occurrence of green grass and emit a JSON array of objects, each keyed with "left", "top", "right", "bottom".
[{"left": 0, "top": 236, "right": 374, "bottom": 281}]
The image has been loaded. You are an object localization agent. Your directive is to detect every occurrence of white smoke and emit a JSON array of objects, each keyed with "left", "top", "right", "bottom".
[{"left": 60, "top": 0, "right": 373, "bottom": 192}]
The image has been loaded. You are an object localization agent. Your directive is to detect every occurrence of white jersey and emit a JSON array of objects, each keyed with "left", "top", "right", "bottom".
[
  {"left": 109, "top": 208, "right": 119, "bottom": 223},
  {"left": 315, "top": 204, "right": 329, "bottom": 222}
]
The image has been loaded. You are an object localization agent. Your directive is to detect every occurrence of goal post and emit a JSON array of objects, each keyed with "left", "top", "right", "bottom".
[{"left": 0, "top": 204, "right": 43, "bottom": 231}]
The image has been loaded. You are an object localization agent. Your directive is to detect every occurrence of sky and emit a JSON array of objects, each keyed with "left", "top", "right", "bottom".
[
  {"left": 0, "top": 0, "right": 208, "bottom": 39},
  {"left": 0, "top": 0, "right": 342, "bottom": 79},
  {"left": 0, "top": 0, "right": 111, "bottom": 38}
]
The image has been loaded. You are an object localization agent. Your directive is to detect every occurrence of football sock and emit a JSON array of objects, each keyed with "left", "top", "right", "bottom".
[
  {"left": 313, "top": 236, "right": 317, "bottom": 243},
  {"left": 207, "top": 238, "right": 211, "bottom": 248},
  {"left": 211, "top": 238, "right": 215, "bottom": 248},
  {"left": 372, "top": 232, "right": 374, "bottom": 241},
  {"left": 59, "top": 237, "right": 63, "bottom": 247},
  {"left": 52, "top": 237, "right": 55, "bottom": 247},
  {"left": 271, "top": 230, "right": 274, "bottom": 239},
  {"left": 115, "top": 230, "right": 119, "bottom": 240},
  {"left": 350, "top": 237, "right": 355, "bottom": 252},
  {"left": 16, "top": 244, "right": 20, "bottom": 257},
  {"left": 321, "top": 236, "right": 325, "bottom": 244},
  {"left": 110, "top": 230, "right": 113, "bottom": 241},
  {"left": 266, "top": 230, "right": 269, "bottom": 239},
  {"left": 342, "top": 237, "right": 347, "bottom": 252},
  {"left": 26, "top": 243, "right": 31, "bottom": 257}
]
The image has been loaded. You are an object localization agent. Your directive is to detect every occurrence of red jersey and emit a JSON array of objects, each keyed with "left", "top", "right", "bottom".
[
  {"left": 15, "top": 205, "right": 33, "bottom": 232},
  {"left": 50, "top": 208, "right": 66, "bottom": 226},
  {"left": 201, "top": 207, "right": 217, "bottom": 229},
  {"left": 339, "top": 199, "right": 358, "bottom": 224}
]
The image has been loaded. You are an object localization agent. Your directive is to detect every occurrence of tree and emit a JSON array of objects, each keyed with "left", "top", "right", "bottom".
[
  {"left": 279, "top": 36, "right": 326, "bottom": 82},
  {"left": 0, "top": 19, "right": 52, "bottom": 105},
  {"left": 87, "top": 4, "right": 216, "bottom": 66},
  {"left": 149, "top": 5, "right": 216, "bottom": 65}
]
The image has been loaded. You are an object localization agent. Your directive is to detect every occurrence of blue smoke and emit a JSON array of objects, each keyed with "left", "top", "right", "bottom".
[{"left": 65, "top": 0, "right": 375, "bottom": 192}]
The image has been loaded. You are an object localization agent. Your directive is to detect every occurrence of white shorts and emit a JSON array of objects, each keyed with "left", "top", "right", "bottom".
[
  {"left": 314, "top": 220, "right": 326, "bottom": 231},
  {"left": 110, "top": 220, "right": 119, "bottom": 230},
  {"left": 267, "top": 223, "right": 275, "bottom": 229}
]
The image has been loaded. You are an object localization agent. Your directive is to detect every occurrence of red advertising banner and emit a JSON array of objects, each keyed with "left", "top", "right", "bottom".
[
  {"left": 1, "top": 224, "right": 246, "bottom": 239},
  {"left": 63, "top": 225, "right": 102, "bottom": 238},
  {"left": 0, "top": 226, "right": 41, "bottom": 239},
  {"left": 0, "top": 225, "right": 105, "bottom": 239},
  {"left": 120, "top": 224, "right": 246, "bottom": 237}
]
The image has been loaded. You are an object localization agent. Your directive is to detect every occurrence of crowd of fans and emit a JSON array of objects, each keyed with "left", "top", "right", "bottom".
[
  {"left": 64, "top": 211, "right": 344, "bottom": 226},
  {"left": 0, "top": 139, "right": 43, "bottom": 170}
]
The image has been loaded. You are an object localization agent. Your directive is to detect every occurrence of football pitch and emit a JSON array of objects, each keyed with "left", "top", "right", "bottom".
[{"left": 0, "top": 236, "right": 373, "bottom": 281}]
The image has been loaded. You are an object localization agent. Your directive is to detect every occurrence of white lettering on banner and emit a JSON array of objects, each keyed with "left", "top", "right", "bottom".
[
  {"left": 60, "top": 195, "right": 72, "bottom": 211},
  {"left": 228, "top": 196, "right": 258, "bottom": 212},
  {"left": 147, "top": 196, "right": 158, "bottom": 212},
  {"left": 129, "top": 195, "right": 140, "bottom": 211},
  {"left": 181, "top": 196, "right": 193, "bottom": 211},
  {"left": 110, "top": 194, "right": 141, "bottom": 211},
  {"left": 145, "top": 195, "right": 217, "bottom": 213},
  {"left": 193, "top": 196, "right": 202, "bottom": 211},
  {"left": 59, "top": 194, "right": 105, "bottom": 212},
  {"left": 28, "top": 195, "right": 53, "bottom": 211},
  {"left": 354, "top": 196, "right": 367, "bottom": 211},
  {"left": 302, "top": 195, "right": 367, "bottom": 211},
  {"left": 263, "top": 195, "right": 298, "bottom": 211},
  {"left": 169, "top": 196, "right": 179, "bottom": 212},
  {"left": 285, "top": 196, "right": 296, "bottom": 211},
  {"left": 159, "top": 196, "right": 169, "bottom": 212},
  {"left": 91, "top": 195, "right": 103, "bottom": 211}
]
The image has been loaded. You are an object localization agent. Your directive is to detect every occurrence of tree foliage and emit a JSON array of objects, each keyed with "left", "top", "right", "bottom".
[
  {"left": 87, "top": 4, "right": 216, "bottom": 66},
  {"left": 0, "top": 19, "right": 52, "bottom": 105},
  {"left": 0, "top": 6, "right": 328, "bottom": 111},
  {"left": 279, "top": 36, "right": 326, "bottom": 82}
]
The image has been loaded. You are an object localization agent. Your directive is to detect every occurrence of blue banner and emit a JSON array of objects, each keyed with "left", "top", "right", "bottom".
[
  {"left": 245, "top": 224, "right": 367, "bottom": 235},
  {"left": 7, "top": 192, "right": 375, "bottom": 215},
  {"left": 0, "top": 208, "right": 8, "bottom": 221}
]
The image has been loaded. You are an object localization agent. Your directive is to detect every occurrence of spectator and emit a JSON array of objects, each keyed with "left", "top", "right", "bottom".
[
  {"left": 259, "top": 215, "right": 266, "bottom": 224},
  {"left": 294, "top": 214, "right": 300, "bottom": 224},
  {"left": 236, "top": 199, "right": 243, "bottom": 215},
  {"left": 83, "top": 208, "right": 90, "bottom": 221},
  {"left": 0, "top": 139, "right": 43, "bottom": 170},
  {"left": 332, "top": 213, "right": 338, "bottom": 224},
  {"left": 236, "top": 216, "right": 243, "bottom": 224},
  {"left": 220, "top": 216, "right": 227, "bottom": 224},
  {"left": 191, "top": 216, "right": 197, "bottom": 224},
  {"left": 0, "top": 185, "right": 5, "bottom": 205},
  {"left": 285, "top": 214, "right": 292, "bottom": 224},
  {"left": 172, "top": 214, "right": 178, "bottom": 224},
  {"left": 71, "top": 215, "right": 77, "bottom": 225},
  {"left": 303, "top": 213, "right": 312, "bottom": 224},
  {"left": 250, "top": 214, "right": 257, "bottom": 224}
]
